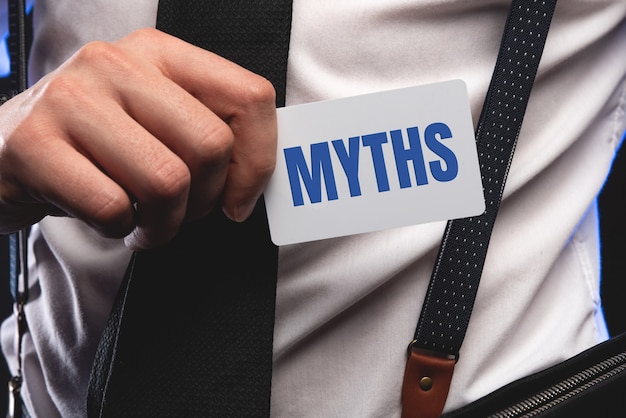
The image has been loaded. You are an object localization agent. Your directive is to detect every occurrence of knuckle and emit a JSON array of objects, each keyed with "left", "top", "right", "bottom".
[
  {"left": 87, "top": 191, "right": 133, "bottom": 237},
  {"left": 71, "top": 40, "right": 136, "bottom": 77},
  {"left": 123, "top": 27, "right": 162, "bottom": 44},
  {"left": 193, "top": 120, "right": 235, "bottom": 165},
  {"left": 239, "top": 76, "right": 276, "bottom": 109},
  {"left": 145, "top": 158, "right": 191, "bottom": 203},
  {"left": 74, "top": 41, "right": 120, "bottom": 66},
  {"left": 40, "top": 72, "right": 90, "bottom": 104}
]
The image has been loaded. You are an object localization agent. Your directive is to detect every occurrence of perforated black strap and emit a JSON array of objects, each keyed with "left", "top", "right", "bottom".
[
  {"left": 87, "top": 1, "right": 292, "bottom": 417},
  {"left": 413, "top": 0, "right": 557, "bottom": 357}
]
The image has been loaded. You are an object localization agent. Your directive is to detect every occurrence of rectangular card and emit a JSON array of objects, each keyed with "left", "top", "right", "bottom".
[{"left": 264, "top": 80, "right": 485, "bottom": 246}]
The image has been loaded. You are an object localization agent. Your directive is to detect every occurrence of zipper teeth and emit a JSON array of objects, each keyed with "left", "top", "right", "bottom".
[{"left": 488, "top": 350, "right": 626, "bottom": 418}]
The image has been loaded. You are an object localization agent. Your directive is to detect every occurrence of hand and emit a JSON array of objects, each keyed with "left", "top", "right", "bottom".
[{"left": 0, "top": 28, "right": 277, "bottom": 250}]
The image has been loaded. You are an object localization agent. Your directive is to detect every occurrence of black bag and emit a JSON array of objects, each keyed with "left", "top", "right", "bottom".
[{"left": 443, "top": 333, "right": 626, "bottom": 417}]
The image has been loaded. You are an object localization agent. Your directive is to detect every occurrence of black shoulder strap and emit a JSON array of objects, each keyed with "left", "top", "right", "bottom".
[
  {"left": 4, "top": 1, "right": 31, "bottom": 417},
  {"left": 415, "top": 0, "right": 557, "bottom": 358},
  {"left": 402, "top": 1, "right": 557, "bottom": 416},
  {"left": 87, "top": 2, "right": 292, "bottom": 417}
]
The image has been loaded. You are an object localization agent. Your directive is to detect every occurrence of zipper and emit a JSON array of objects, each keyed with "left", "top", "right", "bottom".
[{"left": 488, "top": 350, "right": 626, "bottom": 418}]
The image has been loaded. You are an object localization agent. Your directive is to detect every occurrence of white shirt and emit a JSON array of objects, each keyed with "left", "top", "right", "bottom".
[{"left": 2, "top": 1, "right": 625, "bottom": 417}]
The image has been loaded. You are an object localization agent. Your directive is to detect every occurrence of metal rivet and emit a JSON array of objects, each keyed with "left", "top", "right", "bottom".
[{"left": 419, "top": 377, "right": 433, "bottom": 391}]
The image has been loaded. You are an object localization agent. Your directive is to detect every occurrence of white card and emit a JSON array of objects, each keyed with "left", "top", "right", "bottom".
[{"left": 264, "top": 80, "right": 485, "bottom": 246}]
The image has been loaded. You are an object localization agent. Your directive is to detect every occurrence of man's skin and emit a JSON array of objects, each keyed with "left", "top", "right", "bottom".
[{"left": 0, "top": 28, "right": 278, "bottom": 250}]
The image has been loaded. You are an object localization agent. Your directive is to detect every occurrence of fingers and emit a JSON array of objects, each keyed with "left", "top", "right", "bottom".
[
  {"left": 115, "top": 29, "right": 278, "bottom": 221},
  {"left": 12, "top": 139, "right": 138, "bottom": 239},
  {"left": 0, "top": 28, "right": 277, "bottom": 249},
  {"left": 63, "top": 98, "right": 192, "bottom": 248}
]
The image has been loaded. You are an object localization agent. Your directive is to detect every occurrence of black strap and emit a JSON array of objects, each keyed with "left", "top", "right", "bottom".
[
  {"left": 5, "top": 1, "right": 30, "bottom": 417},
  {"left": 87, "top": 1, "right": 292, "bottom": 417},
  {"left": 6, "top": 0, "right": 28, "bottom": 94},
  {"left": 6, "top": 0, "right": 29, "bottom": 294},
  {"left": 413, "top": 0, "right": 557, "bottom": 357}
]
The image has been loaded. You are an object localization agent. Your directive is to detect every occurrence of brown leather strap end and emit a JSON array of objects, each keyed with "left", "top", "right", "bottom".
[{"left": 401, "top": 346, "right": 456, "bottom": 418}]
